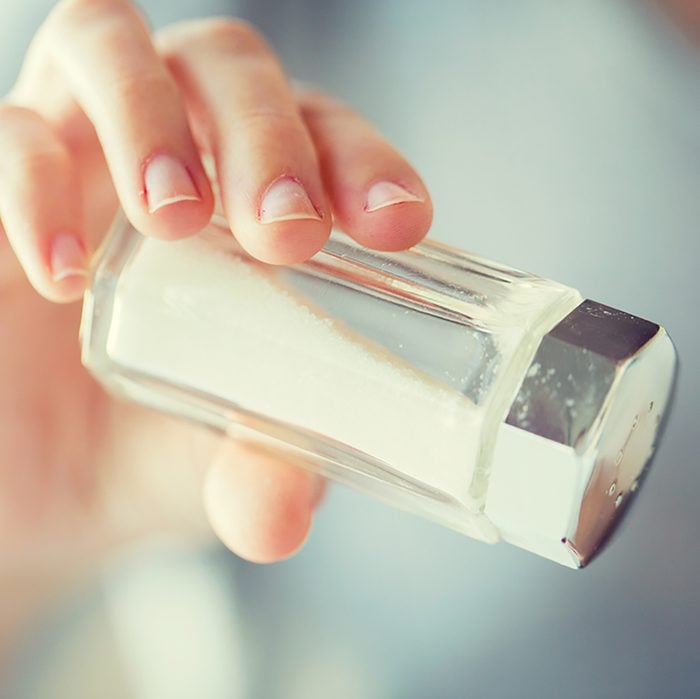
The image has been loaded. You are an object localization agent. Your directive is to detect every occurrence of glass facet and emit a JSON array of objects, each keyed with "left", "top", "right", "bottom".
[{"left": 81, "top": 214, "right": 582, "bottom": 542}]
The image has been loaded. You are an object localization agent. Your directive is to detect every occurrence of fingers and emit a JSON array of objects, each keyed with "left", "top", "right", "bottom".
[
  {"left": 299, "top": 89, "right": 433, "bottom": 251},
  {"left": 160, "top": 18, "right": 429, "bottom": 261},
  {"left": 5, "top": 0, "right": 432, "bottom": 304},
  {"left": 203, "top": 441, "right": 324, "bottom": 563},
  {"left": 33, "top": 0, "right": 213, "bottom": 239},
  {"left": 159, "top": 19, "right": 331, "bottom": 264},
  {"left": 0, "top": 106, "right": 87, "bottom": 302}
]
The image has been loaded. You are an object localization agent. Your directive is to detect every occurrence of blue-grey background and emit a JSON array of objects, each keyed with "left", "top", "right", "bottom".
[{"left": 2, "top": 1, "right": 699, "bottom": 697}]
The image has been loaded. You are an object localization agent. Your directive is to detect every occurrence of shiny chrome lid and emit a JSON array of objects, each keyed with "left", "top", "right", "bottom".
[{"left": 485, "top": 300, "right": 677, "bottom": 568}]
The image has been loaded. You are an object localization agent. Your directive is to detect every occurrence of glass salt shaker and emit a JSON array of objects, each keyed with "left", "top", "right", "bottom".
[{"left": 80, "top": 212, "right": 677, "bottom": 568}]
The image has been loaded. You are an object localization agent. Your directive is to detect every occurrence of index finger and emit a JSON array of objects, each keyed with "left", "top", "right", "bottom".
[{"left": 22, "top": 0, "right": 214, "bottom": 239}]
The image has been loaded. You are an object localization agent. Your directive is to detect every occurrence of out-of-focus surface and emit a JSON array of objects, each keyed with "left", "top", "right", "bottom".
[{"left": 2, "top": 1, "right": 699, "bottom": 697}]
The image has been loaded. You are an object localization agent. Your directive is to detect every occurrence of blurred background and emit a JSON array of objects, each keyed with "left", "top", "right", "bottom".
[{"left": 1, "top": 0, "right": 699, "bottom": 697}]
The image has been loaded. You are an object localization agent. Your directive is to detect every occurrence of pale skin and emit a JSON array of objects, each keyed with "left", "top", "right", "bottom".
[{"left": 0, "top": 0, "right": 433, "bottom": 655}]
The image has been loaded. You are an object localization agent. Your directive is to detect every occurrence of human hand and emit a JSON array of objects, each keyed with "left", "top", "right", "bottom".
[{"left": 0, "top": 0, "right": 432, "bottom": 584}]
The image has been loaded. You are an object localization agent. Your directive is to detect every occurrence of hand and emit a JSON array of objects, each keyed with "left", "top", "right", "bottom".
[{"left": 0, "top": 0, "right": 432, "bottom": 588}]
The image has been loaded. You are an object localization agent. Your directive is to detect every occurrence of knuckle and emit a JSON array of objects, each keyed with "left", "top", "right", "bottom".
[
  {"left": 0, "top": 103, "right": 26, "bottom": 125},
  {"left": 48, "top": 0, "right": 134, "bottom": 32},
  {"left": 194, "top": 17, "right": 268, "bottom": 53},
  {"left": 235, "top": 108, "right": 302, "bottom": 135},
  {"left": 302, "top": 99, "right": 356, "bottom": 126},
  {"left": 161, "top": 17, "right": 270, "bottom": 59},
  {"left": 45, "top": 0, "right": 150, "bottom": 62},
  {"left": 108, "top": 68, "right": 177, "bottom": 113},
  {"left": 0, "top": 106, "right": 56, "bottom": 148},
  {"left": 296, "top": 89, "right": 362, "bottom": 130},
  {"left": 298, "top": 91, "right": 356, "bottom": 121},
  {"left": 231, "top": 110, "right": 312, "bottom": 158},
  {"left": 7, "top": 145, "right": 67, "bottom": 181}
]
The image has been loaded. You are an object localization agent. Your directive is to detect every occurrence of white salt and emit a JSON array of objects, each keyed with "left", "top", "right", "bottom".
[{"left": 107, "top": 235, "right": 498, "bottom": 541}]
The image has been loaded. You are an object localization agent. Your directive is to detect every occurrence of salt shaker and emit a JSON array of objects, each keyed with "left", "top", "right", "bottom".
[{"left": 80, "top": 213, "right": 676, "bottom": 568}]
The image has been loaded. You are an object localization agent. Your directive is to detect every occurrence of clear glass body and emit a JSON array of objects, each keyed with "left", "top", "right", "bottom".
[{"left": 81, "top": 214, "right": 582, "bottom": 543}]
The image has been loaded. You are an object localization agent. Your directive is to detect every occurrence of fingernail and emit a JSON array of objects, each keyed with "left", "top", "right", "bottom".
[
  {"left": 144, "top": 153, "right": 201, "bottom": 213},
  {"left": 365, "top": 181, "right": 423, "bottom": 212},
  {"left": 50, "top": 234, "right": 88, "bottom": 282},
  {"left": 259, "top": 176, "right": 321, "bottom": 224}
]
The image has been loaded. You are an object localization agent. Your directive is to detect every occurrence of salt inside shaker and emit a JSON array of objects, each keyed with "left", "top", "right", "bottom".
[{"left": 80, "top": 213, "right": 676, "bottom": 568}]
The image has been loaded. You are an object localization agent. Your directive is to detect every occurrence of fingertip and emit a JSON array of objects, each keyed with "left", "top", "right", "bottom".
[
  {"left": 203, "top": 443, "right": 319, "bottom": 564},
  {"left": 356, "top": 199, "right": 433, "bottom": 252},
  {"left": 335, "top": 181, "right": 433, "bottom": 252},
  {"left": 142, "top": 196, "right": 215, "bottom": 240},
  {"left": 23, "top": 269, "right": 88, "bottom": 304},
  {"left": 299, "top": 91, "right": 433, "bottom": 252},
  {"left": 226, "top": 175, "right": 331, "bottom": 265},
  {"left": 135, "top": 152, "right": 214, "bottom": 240},
  {"left": 12, "top": 230, "right": 90, "bottom": 304},
  {"left": 235, "top": 218, "right": 331, "bottom": 265},
  {"left": 28, "top": 233, "right": 90, "bottom": 304},
  {"left": 43, "top": 273, "right": 89, "bottom": 304}
]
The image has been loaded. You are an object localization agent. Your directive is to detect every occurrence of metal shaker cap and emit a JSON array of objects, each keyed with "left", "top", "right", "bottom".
[{"left": 484, "top": 300, "right": 677, "bottom": 569}]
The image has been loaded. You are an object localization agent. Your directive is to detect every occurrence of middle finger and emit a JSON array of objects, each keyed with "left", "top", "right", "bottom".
[{"left": 159, "top": 19, "right": 331, "bottom": 265}]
